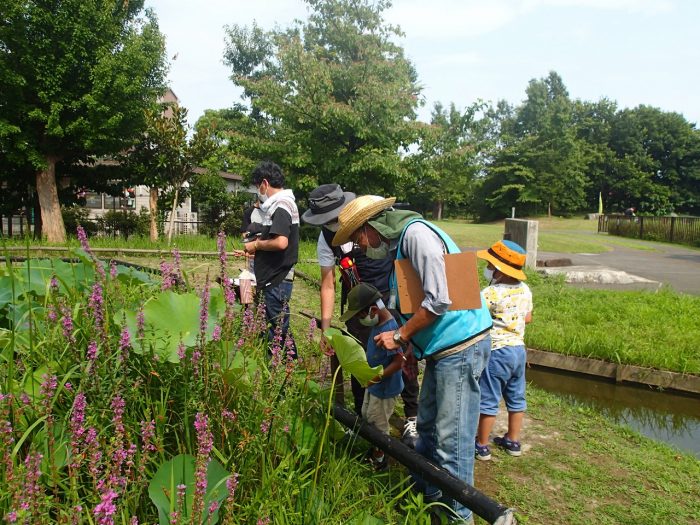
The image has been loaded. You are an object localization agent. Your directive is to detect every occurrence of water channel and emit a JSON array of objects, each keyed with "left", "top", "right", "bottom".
[{"left": 526, "top": 367, "right": 700, "bottom": 458}]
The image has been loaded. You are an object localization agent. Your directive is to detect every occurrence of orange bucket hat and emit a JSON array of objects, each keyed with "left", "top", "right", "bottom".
[{"left": 476, "top": 240, "right": 527, "bottom": 281}]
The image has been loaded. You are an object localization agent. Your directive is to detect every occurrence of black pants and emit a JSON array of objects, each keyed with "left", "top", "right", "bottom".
[{"left": 345, "top": 315, "right": 419, "bottom": 419}]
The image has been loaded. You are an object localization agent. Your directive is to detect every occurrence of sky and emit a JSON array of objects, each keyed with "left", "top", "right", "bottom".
[{"left": 145, "top": 0, "right": 700, "bottom": 128}]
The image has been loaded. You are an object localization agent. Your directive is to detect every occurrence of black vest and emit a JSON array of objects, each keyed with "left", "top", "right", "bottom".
[{"left": 321, "top": 228, "right": 393, "bottom": 297}]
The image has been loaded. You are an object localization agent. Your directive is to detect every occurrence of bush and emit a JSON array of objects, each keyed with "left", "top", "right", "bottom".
[
  {"left": 99, "top": 210, "right": 141, "bottom": 239},
  {"left": 62, "top": 205, "right": 98, "bottom": 235}
]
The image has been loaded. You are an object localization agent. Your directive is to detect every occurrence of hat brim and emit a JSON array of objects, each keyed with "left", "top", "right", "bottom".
[
  {"left": 302, "top": 192, "right": 356, "bottom": 226},
  {"left": 332, "top": 197, "right": 396, "bottom": 246},
  {"left": 476, "top": 249, "right": 527, "bottom": 281},
  {"left": 339, "top": 307, "right": 361, "bottom": 323}
]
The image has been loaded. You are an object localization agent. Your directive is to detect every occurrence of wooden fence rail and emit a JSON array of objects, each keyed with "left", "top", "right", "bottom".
[{"left": 598, "top": 215, "right": 700, "bottom": 246}]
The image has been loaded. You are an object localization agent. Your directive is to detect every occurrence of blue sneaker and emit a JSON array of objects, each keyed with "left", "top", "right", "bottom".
[
  {"left": 493, "top": 434, "right": 522, "bottom": 457},
  {"left": 475, "top": 441, "right": 492, "bottom": 461}
]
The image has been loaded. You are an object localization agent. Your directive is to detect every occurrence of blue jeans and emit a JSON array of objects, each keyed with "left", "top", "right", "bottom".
[
  {"left": 262, "top": 280, "right": 297, "bottom": 358},
  {"left": 479, "top": 345, "right": 527, "bottom": 415},
  {"left": 412, "top": 335, "right": 491, "bottom": 522}
]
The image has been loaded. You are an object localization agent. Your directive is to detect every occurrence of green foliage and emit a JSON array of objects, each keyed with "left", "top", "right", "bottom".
[
  {"left": 0, "top": 0, "right": 168, "bottom": 238},
  {"left": 190, "top": 173, "right": 250, "bottom": 237},
  {"left": 222, "top": 0, "right": 421, "bottom": 194},
  {"left": 61, "top": 206, "right": 98, "bottom": 236},
  {"left": 148, "top": 454, "right": 229, "bottom": 525},
  {"left": 0, "top": 235, "right": 427, "bottom": 523}
]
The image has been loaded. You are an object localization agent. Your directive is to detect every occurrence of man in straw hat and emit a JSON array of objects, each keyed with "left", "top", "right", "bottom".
[
  {"left": 302, "top": 186, "right": 420, "bottom": 447},
  {"left": 474, "top": 240, "right": 532, "bottom": 461},
  {"left": 333, "top": 196, "right": 492, "bottom": 523}
]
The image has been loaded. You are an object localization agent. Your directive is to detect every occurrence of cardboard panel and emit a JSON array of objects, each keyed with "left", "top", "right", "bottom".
[{"left": 394, "top": 252, "right": 482, "bottom": 315}]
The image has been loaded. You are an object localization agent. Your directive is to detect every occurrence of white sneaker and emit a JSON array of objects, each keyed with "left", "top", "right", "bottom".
[{"left": 402, "top": 417, "right": 418, "bottom": 448}]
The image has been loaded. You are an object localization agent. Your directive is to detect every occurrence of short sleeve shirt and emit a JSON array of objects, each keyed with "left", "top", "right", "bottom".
[
  {"left": 254, "top": 207, "right": 299, "bottom": 288},
  {"left": 482, "top": 282, "right": 532, "bottom": 350},
  {"left": 365, "top": 317, "right": 404, "bottom": 399}
]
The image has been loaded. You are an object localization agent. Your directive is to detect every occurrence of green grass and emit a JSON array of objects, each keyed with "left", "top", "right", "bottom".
[
  {"left": 474, "top": 387, "right": 700, "bottom": 524},
  {"left": 524, "top": 271, "right": 700, "bottom": 375}
]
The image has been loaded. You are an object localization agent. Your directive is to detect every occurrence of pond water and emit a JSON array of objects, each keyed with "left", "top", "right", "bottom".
[{"left": 526, "top": 367, "right": 700, "bottom": 458}]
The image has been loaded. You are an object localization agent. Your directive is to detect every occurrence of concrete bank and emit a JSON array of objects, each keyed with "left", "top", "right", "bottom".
[{"left": 527, "top": 348, "right": 700, "bottom": 396}]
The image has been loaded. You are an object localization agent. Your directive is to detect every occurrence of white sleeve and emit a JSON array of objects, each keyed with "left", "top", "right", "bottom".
[{"left": 317, "top": 232, "right": 336, "bottom": 268}]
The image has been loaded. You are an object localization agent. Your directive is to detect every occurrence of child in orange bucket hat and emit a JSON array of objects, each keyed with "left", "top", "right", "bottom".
[{"left": 474, "top": 240, "right": 532, "bottom": 460}]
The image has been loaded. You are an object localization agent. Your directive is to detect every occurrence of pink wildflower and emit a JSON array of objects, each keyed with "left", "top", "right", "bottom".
[{"left": 93, "top": 489, "right": 118, "bottom": 525}]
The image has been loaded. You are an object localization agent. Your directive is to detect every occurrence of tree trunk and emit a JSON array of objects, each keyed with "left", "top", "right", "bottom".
[
  {"left": 36, "top": 157, "right": 66, "bottom": 243},
  {"left": 432, "top": 199, "right": 444, "bottom": 221},
  {"left": 548, "top": 201, "right": 552, "bottom": 218},
  {"left": 167, "top": 187, "right": 179, "bottom": 242},
  {"left": 149, "top": 187, "right": 159, "bottom": 241}
]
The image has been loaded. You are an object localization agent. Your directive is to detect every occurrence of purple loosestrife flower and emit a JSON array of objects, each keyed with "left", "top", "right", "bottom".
[
  {"left": 40, "top": 374, "right": 58, "bottom": 410},
  {"left": 217, "top": 231, "right": 227, "bottom": 272},
  {"left": 171, "top": 248, "right": 182, "bottom": 281},
  {"left": 21, "top": 452, "right": 43, "bottom": 517},
  {"left": 212, "top": 324, "right": 222, "bottom": 342},
  {"left": 89, "top": 282, "right": 105, "bottom": 337},
  {"left": 109, "top": 260, "right": 118, "bottom": 279},
  {"left": 49, "top": 276, "right": 59, "bottom": 293},
  {"left": 111, "top": 396, "right": 125, "bottom": 436},
  {"left": 306, "top": 317, "right": 317, "bottom": 343},
  {"left": 140, "top": 420, "right": 157, "bottom": 453},
  {"left": 130, "top": 517, "right": 138, "bottom": 525},
  {"left": 118, "top": 326, "right": 131, "bottom": 363},
  {"left": 160, "top": 260, "right": 177, "bottom": 291},
  {"left": 61, "top": 304, "right": 76, "bottom": 344},
  {"left": 46, "top": 304, "right": 57, "bottom": 323},
  {"left": 87, "top": 341, "right": 98, "bottom": 361},
  {"left": 177, "top": 342, "right": 186, "bottom": 362},
  {"left": 93, "top": 489, "right": 118, "bottom": 525},
  {"left": 199, "top": 278, "right": 211, "bottom": 340},
  {"left": 77, "top": 226, "right": 91, "bottom": 254},
  {"left": 225, "top": 473, "right": 239, "bottom": 512},
  {"left": 257, "top": 517, "right": 271, "bottom": 525},
  {"left": 260, "top": 420, "right": 270, "bottom": 434},
  {"left": 136, "top": 307, "right": 145, "bottom": 340},
  {"left": 69, "top": 393, "right": 87, "bottom": 470},
  {"left": 192, "top": 413, "right": 213, "bottom": 521}
]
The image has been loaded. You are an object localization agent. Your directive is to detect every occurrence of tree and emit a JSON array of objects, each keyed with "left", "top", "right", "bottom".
[
  {"left": 126, "top": 104, "right": 214, "bottom": 241},
  {"left": 0, "top": 0, "right": 167, "bottom": 242},
  {"left": 406, "top": 102, "right": 492, "bottom": 219},
  {"left": 222, "top": 0, "right": 421, "bottom": 195}
]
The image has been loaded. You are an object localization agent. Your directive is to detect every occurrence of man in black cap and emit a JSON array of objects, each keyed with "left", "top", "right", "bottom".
[{"left": 302, "top": 184, "right": 420, "bottom": 447}]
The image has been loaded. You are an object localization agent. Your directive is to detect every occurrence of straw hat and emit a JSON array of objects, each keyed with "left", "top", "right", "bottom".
[
  {"left": 331, "top": 195, "right": 396, "bottom": 246},
  {"left": 476, "top": 240, "right": 527, "bottom": 281}
]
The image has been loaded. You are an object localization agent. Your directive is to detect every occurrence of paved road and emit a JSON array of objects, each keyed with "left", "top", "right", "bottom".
[{"left": 538, "top": 238, "right": 700, "bottom": 295}]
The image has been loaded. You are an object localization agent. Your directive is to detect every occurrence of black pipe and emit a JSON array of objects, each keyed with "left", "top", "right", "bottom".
[{"left": 333, "top": 403, "right": 516, "bottom": 525}]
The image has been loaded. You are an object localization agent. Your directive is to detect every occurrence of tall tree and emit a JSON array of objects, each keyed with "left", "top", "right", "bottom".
[
  {"left": 406, "top": 102, "right": 492, "bottom": 219},
  {"left": 126, "top": 104, "right": 214, "bottom": 241},
  {"left": 222, "top": 0, "right": 421, "bottom": 195},
  {"left": 0, "top": 0, "right": 167, "bottom": 241}
]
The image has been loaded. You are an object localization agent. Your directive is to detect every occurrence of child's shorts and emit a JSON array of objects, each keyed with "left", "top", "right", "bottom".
[
  {"left": 361, "top": 391, "right": 397, "bottom": 435},
  {"left": 479, "top": 345, "right": 527, "bottom": 415}
]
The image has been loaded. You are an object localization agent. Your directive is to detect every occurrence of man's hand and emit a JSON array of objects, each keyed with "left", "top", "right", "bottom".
[
  {"left": 374, "top": 331, "right": 402, "bottom": 351},
  {"left": 244, "top": 240, "right": 257, "bottom": 254}
]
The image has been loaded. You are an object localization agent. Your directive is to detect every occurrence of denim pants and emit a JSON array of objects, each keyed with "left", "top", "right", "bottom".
[
  {"left": 262, "top": 280, "right": 297, "bottom": 358},
  {"left": 413, "top": 335, "right": 491, "bottom": 522}
]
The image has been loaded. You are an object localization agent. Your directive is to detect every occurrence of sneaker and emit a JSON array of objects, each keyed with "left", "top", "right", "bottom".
[
  {"left": 493, "top": 434, "right": 522, "bottom": 457},
  {"left": 475, "top": 441, "right": 492, "bottom": 461},
  {"left": 402, "top": 416, "right": 419, "bottom": 448},
  {"left": 366, "top": 450, "right": 389, "bottom": 472}
]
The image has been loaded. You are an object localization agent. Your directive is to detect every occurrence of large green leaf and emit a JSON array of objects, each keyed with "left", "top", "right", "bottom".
[
  {"left": 122, "top": 289, "right": 224, "bottom": 363},
  {"left": 148, "top": 454, "right": 229, "bottom": 525},
  {"left": 323, "top": 328, "right": 383, "bottom": 387}
]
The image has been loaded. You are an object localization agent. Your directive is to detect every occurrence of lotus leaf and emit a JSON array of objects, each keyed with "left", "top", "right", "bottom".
[
  {"left": 323, "top": 328, "right": 383, "bottom": 387},
  {"left": 122, "top": 289, "right": 224, "bottom": 363},
  {"left": 148, "top": 454, "right": 229, "bottom": 525}
]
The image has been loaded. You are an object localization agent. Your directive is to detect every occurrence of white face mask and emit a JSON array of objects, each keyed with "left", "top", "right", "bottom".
[
  {"left": 257, "top": 183, "right": 268, "bottom": 203},
  {"left": 358, "top": 310, "right": 379, "bottom": 327},
  {"left": 483, "top": 267, "right": 494, "bottom": 282}
]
